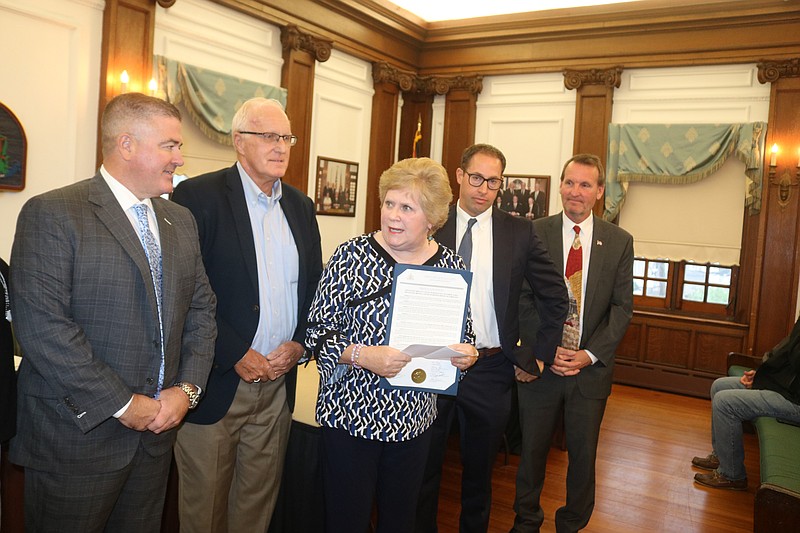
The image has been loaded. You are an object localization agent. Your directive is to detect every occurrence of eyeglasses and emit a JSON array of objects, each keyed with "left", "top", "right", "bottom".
[
  {"left": 238, "top": 131, "right": 298, "bottom": 146},
  {"left": 465, "top": 172, "right": 503, "bottom": 191}
]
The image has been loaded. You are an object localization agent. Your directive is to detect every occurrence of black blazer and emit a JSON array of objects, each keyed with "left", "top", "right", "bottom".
[
  {"left": 436, "top": 206, "right": 568, "bottom": 373},
  {"left": 753, "top": 316, "right": 800, "bottom": 404},
  {"left": 0, "top": 258, "right": 15, "bottom": 443},
  {"left": 173, "top": 164, "right": 323, "bottom": 424}
]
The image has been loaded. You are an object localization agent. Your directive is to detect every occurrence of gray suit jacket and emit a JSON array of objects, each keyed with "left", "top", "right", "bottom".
[
  {"left": 9, "top": 174, "right": 217, "bottom": 474},
  {"left": 520, "top": 213, "right": 633, "bottom": 399}
]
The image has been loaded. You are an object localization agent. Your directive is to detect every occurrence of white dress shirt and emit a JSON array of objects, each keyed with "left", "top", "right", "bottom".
[{"left": 456, "top": 204, "right": 501, "bottom": 350}]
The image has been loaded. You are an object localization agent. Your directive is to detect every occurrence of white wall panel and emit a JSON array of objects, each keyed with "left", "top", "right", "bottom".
[
  {"left": 153, "top": 0, "right": 284, "bottom": 179},
  {"left": 476, "top": 73, "right": 576, "bottom": 216},
  {"left": 154, "top": 0, "right": 282, "bottom": 85},
  {"left": 311, "top": 51, "right": 374, "bottom": 261},
  {"left": 0, "top": 0, "right": 103, "bottom": 258}
]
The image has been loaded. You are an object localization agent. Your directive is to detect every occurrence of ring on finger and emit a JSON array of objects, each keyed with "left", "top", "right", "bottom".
[{"left": 253, "top": 378, "right": 261, "bottom": 383}]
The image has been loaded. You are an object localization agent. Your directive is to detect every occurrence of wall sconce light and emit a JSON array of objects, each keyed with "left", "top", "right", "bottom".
[
  {"left": 767, "top": 143, "right": 800, "bottom": 209},
  {"left": 148, "top": 78, "right": 158, "bottom": 97},
  {"left": 120, "top": 70, "right": 130, "bottom": 94}
]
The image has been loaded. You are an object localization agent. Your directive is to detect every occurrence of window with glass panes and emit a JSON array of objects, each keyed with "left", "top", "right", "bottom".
[{"left": 632, "top": 258, "right": 735, "bottom": 317}]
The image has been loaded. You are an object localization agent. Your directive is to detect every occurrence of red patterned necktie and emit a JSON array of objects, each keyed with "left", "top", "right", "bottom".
[{"left": 562, "top": 225, "right": 582, "bottom": 350}]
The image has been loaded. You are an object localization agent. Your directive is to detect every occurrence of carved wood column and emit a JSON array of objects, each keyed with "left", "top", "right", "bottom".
[
  {"left": 366, "top": 62, "right": 408, "bottom": 232},
  {"left": 281, "top": 24, "right": 332, "bottom": 194},
  {"left": 441, "top": 76, "right": 483, "bottom": 196},
  {"left": 750, "top": 58, "right": 800, "bottom": 354},
  {"left": 97, "top": 0, "right": 161, "bottom": 165},
  {"left": 564, "top": 67, "right": 622, "bottom": 217}
]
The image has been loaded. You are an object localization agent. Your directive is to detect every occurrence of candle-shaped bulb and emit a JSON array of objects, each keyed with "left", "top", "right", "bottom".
[
  {"left": 148, "top": 78, "right": 158, "bottom": 96},
  {"left": 770, "top": 143, "right": 778, "bottom": 167},
  {"left": 120, "top": 70, "right": 130, "bottom": 94}
]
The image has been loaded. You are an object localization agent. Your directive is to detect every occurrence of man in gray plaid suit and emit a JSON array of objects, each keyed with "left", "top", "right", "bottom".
[{"left": 9, "top": 92, "right": 217, "bottom": 533}]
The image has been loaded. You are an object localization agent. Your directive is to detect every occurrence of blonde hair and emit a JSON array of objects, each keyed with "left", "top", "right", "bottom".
[{"left": 378, "top": 158, "right": 453, "bottom": 233}]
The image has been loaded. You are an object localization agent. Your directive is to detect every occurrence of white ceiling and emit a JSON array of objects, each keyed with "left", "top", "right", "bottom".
[{"left": 386, "top": 0, "right": 647, "bottom": 22}]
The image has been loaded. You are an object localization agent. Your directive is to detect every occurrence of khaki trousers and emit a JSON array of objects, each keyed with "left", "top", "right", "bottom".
[{"left": 175, "top": 378, "right": 291, "bottom": 533}]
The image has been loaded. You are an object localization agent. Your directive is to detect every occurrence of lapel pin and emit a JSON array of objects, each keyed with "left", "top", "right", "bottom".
[{"left": 596, "top": 240, "right": 603, "bottom": 246}]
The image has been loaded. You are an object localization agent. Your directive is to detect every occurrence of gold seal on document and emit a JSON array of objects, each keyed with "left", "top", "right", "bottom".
[{"left": 411, "top": 368, "right": 427, "bottom": 384}]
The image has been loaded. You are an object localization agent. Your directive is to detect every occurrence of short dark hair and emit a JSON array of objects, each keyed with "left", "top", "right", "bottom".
[
  {"left": 460, "top": 143, "right": 507, "bottom": 174},
  {"left": 559, "top": 153, "right": 606, "bottom": 187},
  {"left": 101, "top": 93, "right": 181, "bottom": 156}
]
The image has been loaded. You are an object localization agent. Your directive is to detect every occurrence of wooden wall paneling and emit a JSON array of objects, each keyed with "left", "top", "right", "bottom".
[
  {"left": 417, "top": 2, "right": 800, "bottom": 75},
  {"left": 97, "top": 0, "right": 157, "bottom": 166},
  {"left": 750, "top": 60, "right": 800, "bottom": 355},
  {"left": 644, "top": 324, "right": 692, "bottom": 369},
  {"left": 281, "top": 25, "right": 332, "bottom": 194},
  {"left": 736, "top": 208, "right": 760, "bottom": 328},
  {"left": 694, "top": 331, "right": 746, "bottom": 374},
  {"left": 565, "top": 67, "right": 621, "bottom": 217},
  {"left": 615, "top": 321, "right": 642, "bottom": 362},
  {"left": 398, "top": 92, "right": 433, "bottom": 160},
  {"left": 366, "top": 78, "right": 400, "bottom": 232},
  {"left": 441, "top": 85, "right": 480, "bottom": 196},
  {"left": 615, "top": 313, "right": 749, "bottom": 397}
]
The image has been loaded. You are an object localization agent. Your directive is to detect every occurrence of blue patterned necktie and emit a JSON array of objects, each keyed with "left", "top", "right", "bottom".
[
  {"left": 458, "top": 218, "right": 478, "bottom": 270},
  {"left": 133, "top": 203, "right": 165, "bottom": 395}
]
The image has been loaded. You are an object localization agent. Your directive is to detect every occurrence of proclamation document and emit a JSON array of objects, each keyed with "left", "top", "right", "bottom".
[{"left": 381, "top": 264, "right": 472, "bottom": 395}]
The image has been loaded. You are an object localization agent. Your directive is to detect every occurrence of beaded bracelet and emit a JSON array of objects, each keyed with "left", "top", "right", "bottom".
[{"left": 351, "top": 344, "right": 364, "bottom": 370}]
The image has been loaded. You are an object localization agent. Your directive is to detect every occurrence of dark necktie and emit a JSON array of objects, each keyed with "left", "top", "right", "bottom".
[
  {"left": 562, "top": 225, "right": 582, "bottom": 350},
  {"left": 133, "top": 203, "right": 165, "bottom": 394},
  {"left": 457, "top": 218, "right": 478, "bottom": 270}
]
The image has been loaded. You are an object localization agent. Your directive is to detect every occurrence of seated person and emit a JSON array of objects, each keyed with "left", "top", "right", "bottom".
[{"left": 692, "top": 315, "right": 800, "bottom": 490}]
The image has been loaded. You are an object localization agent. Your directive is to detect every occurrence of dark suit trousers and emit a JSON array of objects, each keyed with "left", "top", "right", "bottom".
[
  {"left": 321, "top": 426, "right": 432, "bottom": 533},
  {"left": 513, "top": 373, "right": 607, "bottom": 533},
  {"left": 417, "top": 354, "right": 515, "bottom": 533},
  {"left": 24, "top": 441, "right": 171, "bottom": 533}
]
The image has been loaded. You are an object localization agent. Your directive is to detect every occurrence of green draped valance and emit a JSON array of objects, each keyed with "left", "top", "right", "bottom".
[
  {"left": 155, "top": 55, "right": 287, "bottom": 146},
  {"left": 604, "top": 122, "right": 767, "bottom": 221}
]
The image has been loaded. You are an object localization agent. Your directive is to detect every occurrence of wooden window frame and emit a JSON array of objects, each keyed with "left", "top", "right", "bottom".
[{"left": 633, "top": 257, "right": 737, "bottom": 318}]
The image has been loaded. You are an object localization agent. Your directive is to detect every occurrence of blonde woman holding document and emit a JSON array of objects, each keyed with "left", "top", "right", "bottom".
[{"left": 306, "top": 157, "right": 477, "bottom": 533}]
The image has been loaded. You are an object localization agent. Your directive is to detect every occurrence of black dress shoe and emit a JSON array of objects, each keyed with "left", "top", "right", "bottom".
[
  {"left": 694, "top": 470, "right": 747, "bottom": 491},
  {"left": 691, "top": 453, "right": 720, "bottom": 470}
]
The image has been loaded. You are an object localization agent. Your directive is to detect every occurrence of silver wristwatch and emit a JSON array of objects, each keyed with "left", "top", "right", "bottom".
[{"left": 175, "top": 382, "right": 200, "bottom": 409}]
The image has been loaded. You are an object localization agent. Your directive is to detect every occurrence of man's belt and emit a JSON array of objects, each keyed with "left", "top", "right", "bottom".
[{"left": 477, "top": 347, "right": 502, "bottom": 359}]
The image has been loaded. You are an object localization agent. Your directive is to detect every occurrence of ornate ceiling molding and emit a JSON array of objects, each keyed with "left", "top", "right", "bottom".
[
  {"left": 758, "top": 58, "right": 800, "bottom": 83},
  {"left": 372, "top": 61, "right": 482, "bottom": 95},
  {"left": 281, "top": 24, "right": 333, "bottom": 63},
  {"left": 563, "top": 67, "right": 622, "bottom": 90}
]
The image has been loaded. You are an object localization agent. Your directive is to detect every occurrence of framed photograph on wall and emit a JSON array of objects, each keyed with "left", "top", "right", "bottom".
[
  {"left": 496, "top": 175, "right": 550, "bottom": 220},
  {"left": 0, "top": 102, "right": 27, "bottom": 191},
  {"left": 315, "top": 156, "right": 358, "bottom": 217}
]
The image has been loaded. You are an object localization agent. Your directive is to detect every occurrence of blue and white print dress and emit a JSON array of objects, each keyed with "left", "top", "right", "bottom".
[{"left": 306, "top": 232, "right": 474, "bottom": 442}]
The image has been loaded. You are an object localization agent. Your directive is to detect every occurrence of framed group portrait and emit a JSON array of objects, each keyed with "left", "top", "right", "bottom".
[
  {"left": 496, "top": 174, "right": 550, "bottom": 220},
  {"left": 315, "top": 156, "right": 358, "bottom": 217}
]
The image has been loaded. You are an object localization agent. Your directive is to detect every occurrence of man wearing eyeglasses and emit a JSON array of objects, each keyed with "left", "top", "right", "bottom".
[
  {"left": 171, "top": 97, "right": 323, "bottom": 532},
  {"left": 416, "top": 143, "right": 568, "bottom": 533}
]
